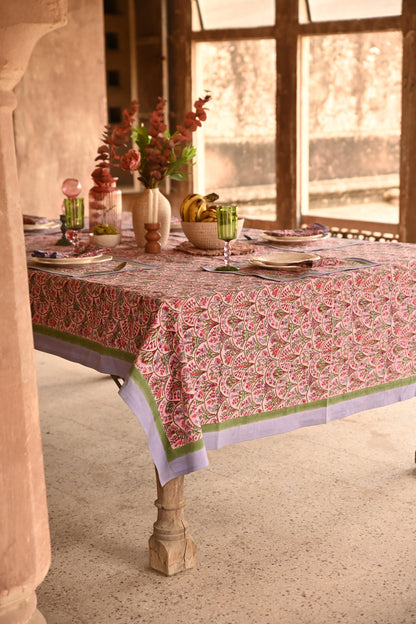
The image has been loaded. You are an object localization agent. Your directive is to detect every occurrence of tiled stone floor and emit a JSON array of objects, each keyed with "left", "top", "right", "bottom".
[{"left": 35, "top": 351, "right": 416, "bottom": 624}]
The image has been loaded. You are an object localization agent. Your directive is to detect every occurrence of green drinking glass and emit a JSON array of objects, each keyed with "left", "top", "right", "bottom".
[
  {"left": 64, "top": 197, "right": 84, "bottom": 251},
  {"left": 215, "top": 205, "right": 240, "bottom": 272}
]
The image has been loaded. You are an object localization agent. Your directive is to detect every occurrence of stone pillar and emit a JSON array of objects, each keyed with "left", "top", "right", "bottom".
[{"left": 0, "top": 3, "right": 66, "bottom": 623}]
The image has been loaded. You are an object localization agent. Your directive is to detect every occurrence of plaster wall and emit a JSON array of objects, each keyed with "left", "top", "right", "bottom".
[
  {"left": 0, "top": 3, "right": 67, "bottom": 621},
  {"left": 14, "top": 0, "right": 107, "bottom": 219}
]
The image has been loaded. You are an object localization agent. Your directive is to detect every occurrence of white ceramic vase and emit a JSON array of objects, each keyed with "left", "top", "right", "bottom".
[{"left": 132, "top": 187, "right": 171, "bottom": 249}]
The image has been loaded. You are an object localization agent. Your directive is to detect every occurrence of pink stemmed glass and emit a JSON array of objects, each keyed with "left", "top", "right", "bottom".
[{"left": 62, "top": 178, "right": 82, "bottom": 199}]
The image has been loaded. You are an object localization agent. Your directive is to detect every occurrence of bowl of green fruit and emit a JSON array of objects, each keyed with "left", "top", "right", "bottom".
[{"left": 91, "top": 224, "right": 122, "bottom": 248}]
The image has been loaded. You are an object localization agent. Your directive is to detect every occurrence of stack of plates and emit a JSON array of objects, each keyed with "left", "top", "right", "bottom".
[
  {"left": 248, "top": 251, "right": 320, "bottom": 270},
  {"left": 31, "top": 253, "right": 113, "bottom": 267},
  {"left": 259, "top": 230, "right": 329, "bottom": 244},
  {"left": 24, "top": 220, "right": 60, "bottom": 232}
]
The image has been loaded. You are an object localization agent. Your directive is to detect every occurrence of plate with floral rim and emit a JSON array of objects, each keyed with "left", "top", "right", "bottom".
[
  {"left": 248, "top": 251, "right": 321, "bottom": 267},
  {"left": 31, "top": 254, "right": 113, "bottom": 267},
  {"left": 259, "top": 232, "right": 330, "bottom": 244}
]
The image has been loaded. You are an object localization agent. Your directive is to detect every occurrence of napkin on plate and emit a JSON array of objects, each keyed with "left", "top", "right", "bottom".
[
  {"left": 23, "top": 215, "right": 50, "bottom": 225},
  {"left": 289, "top": 256, "right": 338, "bottom": 268},
  {"left": 32, "top": 244, "right": 105, "bottom": 259},
  {"left": 264, "top": 222, "right": 329, "bottom": 238},
  {"left": 250, "top": 256, "right": 339, "bottom": 269}
]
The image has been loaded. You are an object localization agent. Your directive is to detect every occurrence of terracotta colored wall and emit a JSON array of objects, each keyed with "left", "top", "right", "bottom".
[
  {"left": 0, "top": 3, "right": 67, "bottom": 621},
  {"left": 14, "top": 0, "right": 107, "bottom": 219}
]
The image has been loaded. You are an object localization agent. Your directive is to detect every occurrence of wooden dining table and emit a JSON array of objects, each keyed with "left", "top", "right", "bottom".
[{"left": 26, "top": 226, "right": 416, "bottom": 575}]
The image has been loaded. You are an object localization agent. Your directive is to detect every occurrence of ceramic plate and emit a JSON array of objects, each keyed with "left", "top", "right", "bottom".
[
  {"left": 249, "top": 252, "right": 320, "bottom": 267},
  {"left": 170, "top": 221, "right": 183, "bottom": 232},
  {"left": 259, "top": 232, "right": 329, "bottom": 244},
  {"left": 31, "top": 253, "right": 113, "bottom": 267},
  {"left": 24, "top": 220, "right": 60, "bottom": 232}
]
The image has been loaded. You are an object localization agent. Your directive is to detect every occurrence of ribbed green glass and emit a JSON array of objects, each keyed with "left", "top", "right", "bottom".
[
  {"left": 216, "top": 205, "right": 238, "bottom": 241},
  {"left": 215, "top": 205, "right": 240, "bottom": 272}
]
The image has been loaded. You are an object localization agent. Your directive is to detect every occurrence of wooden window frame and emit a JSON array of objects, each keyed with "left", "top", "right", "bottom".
[
  {"left": 183, "top": 0, "right": 416, "bottom": 240},
  {"left": 130, "top": 0, "right": 416, "bottom": 239}
]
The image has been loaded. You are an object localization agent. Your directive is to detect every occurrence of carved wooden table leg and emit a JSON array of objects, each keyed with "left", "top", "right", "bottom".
[{"left": 148, "top": 468, "right": 197, "bottom": 575}]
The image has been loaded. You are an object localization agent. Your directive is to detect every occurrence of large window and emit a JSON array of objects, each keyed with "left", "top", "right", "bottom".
[
  {"left": 300, "top": 0, "right": 401, "bottom": 22},
  {"left": 194, "top": 39, "right": 276, "bottom": 220},
  {"left": 301, "top": 31, "right": 402, "bottom": 226},
  {"left": 190, "top": 0, "right": 408, "bottom": 237},
  {"left": 126, "top": 1, "right": 416, "bottom": 240},
  {"left": 192, "top": 0, "right": 274, "bottom": 29}
]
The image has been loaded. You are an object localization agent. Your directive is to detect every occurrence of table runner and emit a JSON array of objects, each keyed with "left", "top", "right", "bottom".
[{"left": 28, "top": 231, "right": 416, "bottom": 484}]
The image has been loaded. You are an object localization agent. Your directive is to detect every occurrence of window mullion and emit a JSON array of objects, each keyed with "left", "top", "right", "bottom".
[
  {"left": 399, "top": 0, "right": 416, "bottom": 242},
  {"left": 275, "top": 0, "right": 299, "bottom": 228}
]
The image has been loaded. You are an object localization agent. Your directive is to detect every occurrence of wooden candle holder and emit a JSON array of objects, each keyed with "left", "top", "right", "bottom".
[{"left": 144, "top": 222, "right": 161, "bottom": 253}]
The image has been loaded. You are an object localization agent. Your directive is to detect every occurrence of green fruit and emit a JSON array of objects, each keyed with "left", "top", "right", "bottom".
[{"left": 93, "top": 223, "right": 118, "bottom": 235}]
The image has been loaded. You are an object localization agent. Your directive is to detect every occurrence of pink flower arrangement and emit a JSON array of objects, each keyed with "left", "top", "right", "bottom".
[
  {"left": 130, "top": 95, "right": 211, "bottom": 188},
  {"left": 91, "top": 101, "right": 140, "bottom": 188},
  {"left": 91, "top": 94, "right": 211, "bottom": 190},
  {"left": 120, "top": 148, "right": 141, "bottom": 174}
]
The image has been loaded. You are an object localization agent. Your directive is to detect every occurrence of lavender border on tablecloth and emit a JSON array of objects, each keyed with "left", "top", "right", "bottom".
[{"left": 33, "top": 330, "right": 416, "bottom": 486}]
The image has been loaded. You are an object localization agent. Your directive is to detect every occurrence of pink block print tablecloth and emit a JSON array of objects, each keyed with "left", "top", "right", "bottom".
[{"left": 27, "top": 230, "right": 416, "bottom": 484}]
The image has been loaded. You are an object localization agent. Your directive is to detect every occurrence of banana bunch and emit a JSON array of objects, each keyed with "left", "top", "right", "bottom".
[{"left": 180, "top": 192, "right": 219, "bottom": 222}]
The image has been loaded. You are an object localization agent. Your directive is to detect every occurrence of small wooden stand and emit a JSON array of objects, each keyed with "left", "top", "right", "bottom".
[
  {"left": 144, "top": 222, "right": 161, "bottom": 253},
  {"left": 149, "top": 469, "right": 197, "bottom": 576}
]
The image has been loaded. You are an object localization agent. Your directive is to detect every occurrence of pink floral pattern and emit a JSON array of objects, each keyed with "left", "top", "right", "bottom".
[{"left": 28, "top": 234, "right": 416, "bottom": 453}]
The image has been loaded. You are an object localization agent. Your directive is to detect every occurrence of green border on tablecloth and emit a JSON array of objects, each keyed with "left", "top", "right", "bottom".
[
  {"left": 127, "top": 365, "right": 416, "bottom": 461},
  {"left": 33, "top": 324, "right": 416, "bottom": 462},
  {"left": 33, "top": 324, "right": 136, "bottom": 363},
  {"left": 33, "top": 325, "right": 205, "bottom": 461},
  {"left": 127, "top": 367, "right": 206, "bottom": 461},
  {"left": 201, "top": 374, "right": 416, "bottom": 433}
]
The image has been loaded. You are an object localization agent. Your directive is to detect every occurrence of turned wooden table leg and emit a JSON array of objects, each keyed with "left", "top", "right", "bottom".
[{"left": 149, "top": 468, "right": 197, "bottom": 575}]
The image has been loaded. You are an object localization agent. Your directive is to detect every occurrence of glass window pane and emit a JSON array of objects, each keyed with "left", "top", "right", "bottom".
[
  {"left": 306, "top": 0, "right": 401, "bottom": 22},
  {"left": 192, "top": 0, "right": 275, "bottom": 30},
  {"left": 194, "top": 40, "right": 276, "bottom": 220},
  {"left": 301, "top": 32, "right": 402, "bottom": 224}
]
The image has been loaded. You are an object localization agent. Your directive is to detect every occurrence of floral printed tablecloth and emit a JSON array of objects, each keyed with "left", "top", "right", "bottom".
[{"left": 27, "top": 230, "right": 416, "bottom": 484}]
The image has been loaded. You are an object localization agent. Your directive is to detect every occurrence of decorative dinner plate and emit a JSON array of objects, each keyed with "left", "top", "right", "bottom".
[
  {"left": 249, "top": 251, "right": 320, "bottom": 268},
  {"left": 170, "top": 221, "right": 183, "bottom": 232},
  {"left": 24, "top": 220, "right": 60, "bottom": 232},
  {"left": 31, "top": 253, "right": 112, "bottom": 267},
  {"left": 259, "top": 232, "right": 329, "bottom": 244}
]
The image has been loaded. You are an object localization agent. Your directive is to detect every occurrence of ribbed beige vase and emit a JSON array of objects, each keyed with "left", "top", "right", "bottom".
[{"left": 132, "top": 187, "right": 171, "bottom": 249}]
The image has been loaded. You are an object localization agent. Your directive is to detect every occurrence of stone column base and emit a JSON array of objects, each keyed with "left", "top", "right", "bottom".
[{"left": 0, "top": 591, "right": 46, "bottom": 624}]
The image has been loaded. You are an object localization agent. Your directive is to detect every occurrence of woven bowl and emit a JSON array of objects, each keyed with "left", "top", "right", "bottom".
[{"left": 181, "top": 219, "right": 244, "bottom": 250}]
